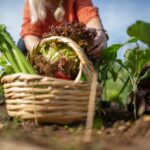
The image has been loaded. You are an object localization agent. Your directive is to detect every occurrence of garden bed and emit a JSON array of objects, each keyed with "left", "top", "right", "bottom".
[{"left": 0, "top": 103, "right": 149, "bottom": 150}]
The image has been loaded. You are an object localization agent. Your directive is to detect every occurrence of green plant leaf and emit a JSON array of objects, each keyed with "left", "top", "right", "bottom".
[
  {"left": 116, "top": 59, "right": 124, "bottom": 66},
  {"left": 127, "top": 20, "right": 150, "bottom": 47},
  {"left": 0, "top": 65, "right": 14, "bottom": 77},
  {"left": 103, "top": 44, "right": 122, "bottom": 60},
  {"left": 0, "top": 55, "right": 7, "bottom": 67},
  {"left": 124, "top": 48, "right": 150, "bottom": 75},
  {"left": 125, "top": 37, "right": 138, "bottom": 44},
  {"left": 109, "top": 67, "right": 118, "bottom": 81}
]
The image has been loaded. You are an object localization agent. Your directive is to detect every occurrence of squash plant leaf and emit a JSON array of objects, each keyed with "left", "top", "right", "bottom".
[{"left": 127, "top": 21, "right": 150, "bottom": 47}]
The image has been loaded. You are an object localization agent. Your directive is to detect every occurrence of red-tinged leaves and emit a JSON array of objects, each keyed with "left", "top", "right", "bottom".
[
  {"left": 43, "top": 22, "right": 97, "bottom": 61},
  {"left": 54, "top": 71, "right": 71, "bottom": 80}
]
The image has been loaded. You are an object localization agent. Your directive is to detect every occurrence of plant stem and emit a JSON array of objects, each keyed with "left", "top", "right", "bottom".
[
  {"left": 117, "top": 76, "right": 130, "bottom": 97},
  {"left": 14, "top": 47, "right": 37, "bottom": 74},
  {"left": 0, "top": 39, "right": 21, "bottom": 73},
  {"left": 13, "top": 49, "right": 28, "bottom": 73},
  {"left": 1, "top": 31, "right": 37, "bottom": 74}
]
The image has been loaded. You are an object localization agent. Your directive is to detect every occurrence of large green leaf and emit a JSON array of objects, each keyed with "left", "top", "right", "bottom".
[
  {"left": 127, "top": 21, "right": 150, "bottom": 47},
  {"left": 98, "top": 38, "right": 136, "bottom": 83},
  {"left": 103, "top": 44, "right": 122, "bottom": 60}
]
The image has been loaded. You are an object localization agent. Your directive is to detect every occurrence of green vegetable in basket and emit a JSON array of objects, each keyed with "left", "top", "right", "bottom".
[
  {"left": 29, "top": 40, "right": 80, "bottom": 80},
  {"left": 0, "top": 24, "right": 37, "bottom": 75}
]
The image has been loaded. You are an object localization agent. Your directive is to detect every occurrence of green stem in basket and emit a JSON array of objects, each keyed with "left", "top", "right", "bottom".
[
  {"left": 12, "top": 48, "right": 29, "bottom": 73},
  {"left": 0, "top": 38, "right": 21, "bottom": 73},
  {"left": 16, "top": 48, "right": 37, "bottom": 74}
]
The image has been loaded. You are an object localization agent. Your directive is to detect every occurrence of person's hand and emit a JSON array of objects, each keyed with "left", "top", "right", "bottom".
[
  {"left": 88, "top": 29, "right": 108, "bottom": 60},
  {"left": 24, "top": 35, "right": 40, "bottom": 53}
]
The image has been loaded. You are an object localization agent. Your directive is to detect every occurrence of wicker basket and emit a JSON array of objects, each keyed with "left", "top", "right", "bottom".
[{"left": 1, "top": 36, "right": 101, "bottom": 124}]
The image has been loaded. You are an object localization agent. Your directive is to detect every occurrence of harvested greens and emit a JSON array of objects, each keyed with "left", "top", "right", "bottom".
[
  {"left": 29, "top": 22, "right": 97, "bottom": 80},
  {"left": 30, "top": 40, "right": 80, "bottom": 80}
]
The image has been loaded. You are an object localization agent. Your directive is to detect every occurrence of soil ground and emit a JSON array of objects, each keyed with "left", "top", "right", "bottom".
[{"left": 0, "top": 104, "right": 150, "bottom": 150}]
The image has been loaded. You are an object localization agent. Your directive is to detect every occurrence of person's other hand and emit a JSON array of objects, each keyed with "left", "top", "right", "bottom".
[{"left": 88, "top": 29, "right": 108, "bottom": 60}]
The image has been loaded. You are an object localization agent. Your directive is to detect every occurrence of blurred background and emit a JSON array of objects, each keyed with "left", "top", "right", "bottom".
[{"left": 0, "top": 0, "right": 150, "bottom": 58}]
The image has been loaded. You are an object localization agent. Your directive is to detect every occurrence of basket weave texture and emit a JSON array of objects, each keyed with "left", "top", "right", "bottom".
[{"left": 1, "top": 36, "right": 101, "bottom": 124}]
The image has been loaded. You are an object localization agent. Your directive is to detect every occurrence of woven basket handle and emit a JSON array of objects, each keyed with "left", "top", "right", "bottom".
[{"left": 39, "top": 36, "right": 98, "bottom": 141}]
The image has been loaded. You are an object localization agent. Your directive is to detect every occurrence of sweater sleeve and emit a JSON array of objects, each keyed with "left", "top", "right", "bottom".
[
  {"left": 76, "top": 0, "right": 99, "bottom": 24},
  {"left": 20, "top": 0, "right": 44, "bottom": 38}
]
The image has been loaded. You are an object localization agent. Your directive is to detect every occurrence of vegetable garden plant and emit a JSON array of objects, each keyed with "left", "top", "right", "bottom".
[{"left": 99, "top": 20, "right": 150, "bottom": 118}]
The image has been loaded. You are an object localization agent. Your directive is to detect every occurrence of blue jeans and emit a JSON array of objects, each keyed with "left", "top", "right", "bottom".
[{"left": 17, "top": 38, "right": 27, "bottom": 55}]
